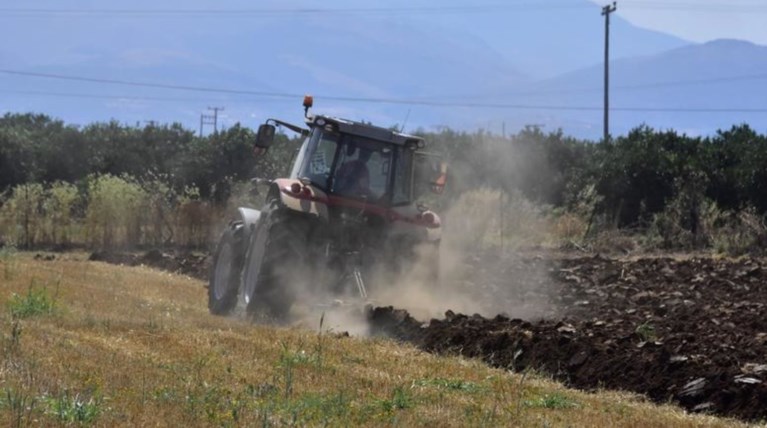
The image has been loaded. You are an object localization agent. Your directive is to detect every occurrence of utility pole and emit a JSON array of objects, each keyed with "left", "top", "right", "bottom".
[
  {"left": 199, "top": 107, "right": 224, "bottom": 137},
  {"left": 208, "top": 106, "right": 224, "bottom": 134},
  {"left": 602, "top": 2, "right": 617, "bottom": 143},
  {"left": 199, "top": 113, "right": 213, "bottom": 137}
]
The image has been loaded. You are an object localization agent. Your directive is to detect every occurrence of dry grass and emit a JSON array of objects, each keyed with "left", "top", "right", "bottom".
[{"left": 0, "top": 252, "right": 752, "bottom": 427}]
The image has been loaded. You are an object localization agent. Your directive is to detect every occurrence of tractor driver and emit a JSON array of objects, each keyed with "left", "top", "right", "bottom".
[{"left": 335, "top": 146, "right": 374, "bottom": 198}]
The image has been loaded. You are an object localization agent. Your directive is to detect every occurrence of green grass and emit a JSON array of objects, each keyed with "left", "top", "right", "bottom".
[
  {"left": 524, "top": 392, "right": 581, "bottom": 409},
  {"left": 44, "top": 392, "right": 102, "bottom": 425},
  {"left": 7, "top": 282, "right": 57, "bottom": 319},
  {"left": 414, "top": 378, "right": 486, "bottom": 393}
]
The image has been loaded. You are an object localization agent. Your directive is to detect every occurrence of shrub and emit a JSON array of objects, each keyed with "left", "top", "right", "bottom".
[
  {"left": 8, "top": 285, "right": 56, "bottom": 319},
  {"left": 85, "top": 174, "right": 148, "bottom": 248},
  {"left": 44, "top": 181, "right": 79, "bottom": 245},
  {"left": 0, "top": 183, "right": 45, "bottom": 248}
]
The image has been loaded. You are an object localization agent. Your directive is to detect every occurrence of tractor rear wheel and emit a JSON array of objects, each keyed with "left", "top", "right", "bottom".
[
  {"left": 208, "top": 222, "right": 246, "bottom": 315},
  {"left": 242, "top": 209, "right": 311, "bottom": 321}
]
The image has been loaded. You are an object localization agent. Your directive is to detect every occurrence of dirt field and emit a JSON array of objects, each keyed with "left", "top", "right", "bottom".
[
  {"left": 369, "top": 254, "right": 767, "bottom": 421},
  {"left": 86, "top": 249, "right": 767, "bottom": 421}
]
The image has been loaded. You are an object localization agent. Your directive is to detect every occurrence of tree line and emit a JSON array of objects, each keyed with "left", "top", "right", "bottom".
[{"left": 1, "top": 112, "right": 766, "bottom": 251}]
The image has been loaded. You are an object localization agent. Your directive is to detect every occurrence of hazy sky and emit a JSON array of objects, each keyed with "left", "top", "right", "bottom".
[{"left": 590, "top": 0, "right": 767, "bottom": 45}]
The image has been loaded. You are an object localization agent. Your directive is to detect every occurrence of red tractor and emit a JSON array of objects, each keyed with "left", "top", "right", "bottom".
[{"left": 208, "top": 97, "right": 446, "bottom": 320}]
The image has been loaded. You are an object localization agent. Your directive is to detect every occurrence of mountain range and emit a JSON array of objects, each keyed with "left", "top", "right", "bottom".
[{"left": 0, "top": 0, "right": 764, "bottom": 139}]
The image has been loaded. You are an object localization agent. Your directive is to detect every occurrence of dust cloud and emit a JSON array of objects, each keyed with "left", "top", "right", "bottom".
[
  {"left": 369, "top": 190, "right": 559, "bottom": 323},
  {"left": 285, "top": 190, "right": 560, "bottom": 337},
  {"left": 288, "top": 132, "right": 563, "bottom": 334}
]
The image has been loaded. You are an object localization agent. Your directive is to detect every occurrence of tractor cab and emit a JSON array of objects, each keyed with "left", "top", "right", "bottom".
[
  {"left": 254, "top": 96, "right": 445, "bottom": 212},
  {"left": 292, "top": 115, "right": 426, "bottom": 207}
]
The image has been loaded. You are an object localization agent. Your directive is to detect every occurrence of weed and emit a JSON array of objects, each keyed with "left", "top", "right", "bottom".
[
  {"left": 3, "top": 320, "right": 23, "bottom": 356},
  {"left": 8, "top": 281, "right": 57, "bottom": 319},
  {"left": 315, "top": 312, "right": 325, "bottom": 371},
  {"left": 524, "top": 392, "right": 580, "bottom": 409},
  {"left": 276, "top": 340, "right": 324, "bottom": 400},
  {"left": 45, "top": 391, "right": 102, "bottom": 424},
  {"left": 3, "top": 387, "right": 39, "bottom": 428},
  {"left": 635, "top": 322, "right": 658, "bottom": 342},
  {"left": 515, "top": 368, "right": 531, "bottom": 416},
  {"left": 413, "top": 378, "right": 484, "bottom": 393},
  {"left": 378, "top": 386, "right": 413, "bottom": 413},
  {"left": 146, "top": 317, "right": 162, "bottom": 333},
  {"left": 153, "top": 386, "right": 179, "bottom": 403},
  {"left": 287, "top": 392, "right": 351, "bottom": 424},
  {"left": 279, "top": 346, "right": 319, "bottom": 367}
]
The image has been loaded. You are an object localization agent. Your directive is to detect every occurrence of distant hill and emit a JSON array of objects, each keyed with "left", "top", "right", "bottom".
[
  {"left": 495, "top": 39, "right": 767, "bottom": 138},
  {"left": 414, "top": 0, "right": 688, "bottom": 78},
  {"left": 0, "top": 0, "right": 762, "bottom": 138}
]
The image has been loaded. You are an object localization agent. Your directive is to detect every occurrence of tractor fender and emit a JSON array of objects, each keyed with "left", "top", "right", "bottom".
[
  {"left": 270, "top": 178, "right": 330, "bottom": 220},
  {"left": 236, "top": 207, "right": 262, "bottom": 236}
]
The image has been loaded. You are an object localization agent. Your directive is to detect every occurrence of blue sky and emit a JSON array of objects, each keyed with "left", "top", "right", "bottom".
[
  {"left": 2, "top": 0, "right": 765, "bottom": 45},
  {"left": 588, "top": 0, "right": 767, "bottom": 44},
  {"left": 1, "top": 0, "right": 765, "bottom": 137}
]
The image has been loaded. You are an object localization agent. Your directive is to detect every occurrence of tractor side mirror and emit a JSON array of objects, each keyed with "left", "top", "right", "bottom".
[
  {"left": 255, "top": 124, "right": 276, "bottom": 149},
  {"left": 414, "top": 154, "right": 448, "bottom": 199},
  {"left": 431, "top": 162, "right": 448, "bottom": 195}
]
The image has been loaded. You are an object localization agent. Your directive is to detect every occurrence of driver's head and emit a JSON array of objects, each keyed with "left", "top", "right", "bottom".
[{"left": 357, "top": 147, "right": 374, "bottom": 163}]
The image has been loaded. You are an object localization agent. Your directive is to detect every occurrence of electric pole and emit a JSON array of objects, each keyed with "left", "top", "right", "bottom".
[
  {"left": 199, "top": 106, "right": 224, "bottom": 137},
  {"left": 208, "top": 106, "right": 224, "bottom": 134},
  {"left": 199, "top": 113, "right": 213, "bottom": 137},
  {"left": 602, "top": 2, "right": 617, "bottom": 143}
]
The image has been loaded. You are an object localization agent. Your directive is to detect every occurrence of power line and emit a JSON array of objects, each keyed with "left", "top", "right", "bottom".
[
  {"left": 0, "top": 69, "right": 296, "bottom": 99},
  {"left": 0, "top": 88, "right": 236, "bottom": 103},
  {"left": 0, "top": 4, "right": 592, "bottom": 16},
  {"left": 1, "top": 88, "right": 766, "bottom": 113},
  {"left": 416, "top": 71, "right": 767, "bottom": 102},
  {"left": 4, "top": 67, "right": 767, "bottom": 106},
  {"left": 2, "top": 2, "right": 766, "bottom": 16}
]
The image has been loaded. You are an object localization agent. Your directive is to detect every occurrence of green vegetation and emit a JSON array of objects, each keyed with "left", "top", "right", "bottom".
[
  {"left": 636, "top": 322, "right": 658, "bottom": 342},
  {"left": 2, "top": 112, "right": 767, "bottom": 253},
  {"left": 44, "top": 392, "right": 102, "bottom": 425},
  {"left": 524, "top": 393, "right": 581, "bottom": 410},
  {"left": 7, "top": 282, "right": 57, "bottom": 319}
]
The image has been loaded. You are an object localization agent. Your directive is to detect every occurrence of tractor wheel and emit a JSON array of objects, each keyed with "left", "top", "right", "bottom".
[
  {"left": 208, "top": 222, "right": 246, "bottom": 315},
  {"left": 242, "top": 209, "right": 311, "bottom": 321}
]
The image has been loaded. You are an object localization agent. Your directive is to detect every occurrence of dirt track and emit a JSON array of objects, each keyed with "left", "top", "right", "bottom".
[{"left": 87, "top": 249, "right": 767, "bottom": 421}]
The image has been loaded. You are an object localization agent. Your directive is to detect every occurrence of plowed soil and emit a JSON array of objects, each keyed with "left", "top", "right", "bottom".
[
  {"left": 368, "top": 255, "right": 767, "bottom": 421},
  {"left": 89, "top": 249, "right": 767, "bottom": 421}
]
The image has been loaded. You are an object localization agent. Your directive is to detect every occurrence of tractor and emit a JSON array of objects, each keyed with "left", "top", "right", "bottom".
[{"left": 208, "top": 96, "right": 446, "bottom": 320}]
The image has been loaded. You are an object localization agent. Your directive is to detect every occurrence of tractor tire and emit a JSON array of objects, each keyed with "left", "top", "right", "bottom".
[
  {"left": 208, "top": 222, "right": 246, "bottom": 315},
  {"left": 242, "top": 209, "right": 311, "bottom": 321}
]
